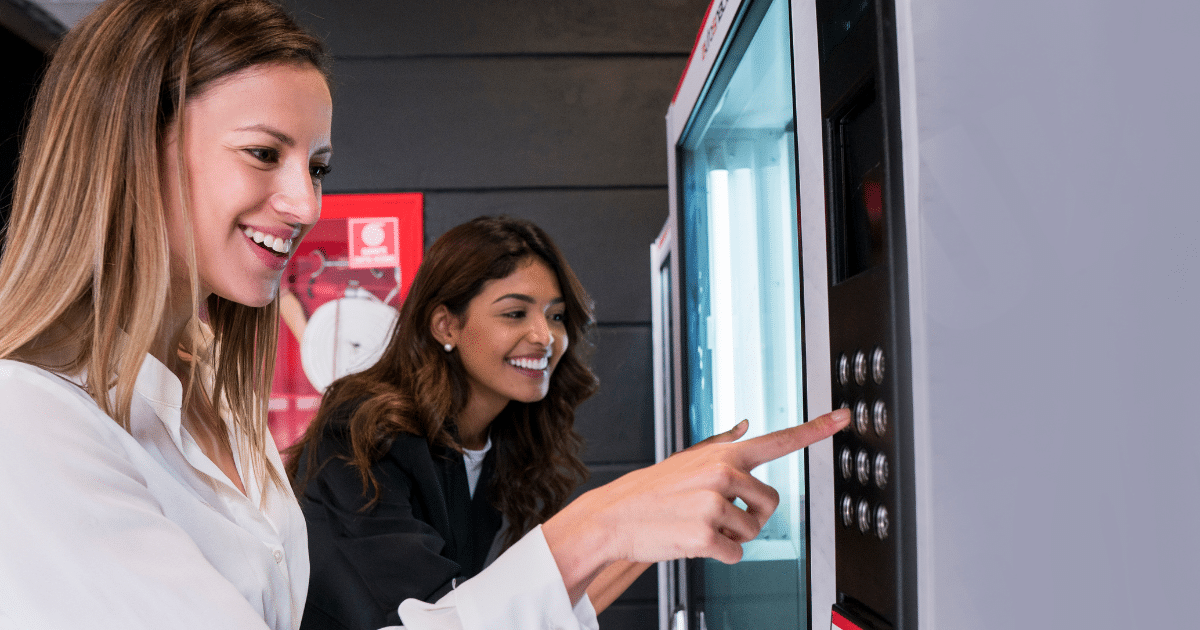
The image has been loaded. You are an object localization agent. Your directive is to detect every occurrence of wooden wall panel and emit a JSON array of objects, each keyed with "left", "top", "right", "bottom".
[
  {"left": 288, "top": 0, "right": 707, "bottom": 57},
  {"left": 322, "top": 57, "right": 685, "bottom": 190},
  {"left": 574, "top": 326, "right": 655, "bottom": 464},
  {"left": 423, "top": 189, "right": 668, "bottom": 324}
]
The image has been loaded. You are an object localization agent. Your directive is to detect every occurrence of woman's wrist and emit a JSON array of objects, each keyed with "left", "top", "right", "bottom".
[{"left": 541, "top": 488, "right": 618, "bottom": 603}]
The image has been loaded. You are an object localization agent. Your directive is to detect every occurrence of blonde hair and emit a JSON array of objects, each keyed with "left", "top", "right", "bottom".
[{"left": 0, "top": 0, "right": 328, "bottom": 489}]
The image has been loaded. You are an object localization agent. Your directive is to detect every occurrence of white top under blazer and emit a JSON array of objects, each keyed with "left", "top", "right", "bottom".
[{"left": 0, "top": 356, "right": 596, "bottom": 630}]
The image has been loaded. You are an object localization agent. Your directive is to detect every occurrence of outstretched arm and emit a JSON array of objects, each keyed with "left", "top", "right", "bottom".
[
  {"left": 395, "top": 409, "right": 849, "bottom": 629},
  {"left": 583, "top": 419, "right": 754, "bottom": 612},
  {"left": 544, "top": 408, "right": 851, "bottom": 603}
]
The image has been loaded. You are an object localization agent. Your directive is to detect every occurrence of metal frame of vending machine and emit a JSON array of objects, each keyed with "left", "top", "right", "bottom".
[{"left": 649, "top": 220, "right": 686, "bottom": 630}]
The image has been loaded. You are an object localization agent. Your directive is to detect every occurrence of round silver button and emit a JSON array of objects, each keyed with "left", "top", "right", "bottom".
[
  {"left": 841, "top": 495, "right": 855, "bottom": 527},
  {"left": 871, "top": 347, "right": 885, "bottom": 383},
  {"left": 873, "top": 452, "right": 889, "bottom": 488},
  {"left": 857, "top": 498, "right": 872, "bottom": 533},
  {"left": 874, "top": 505, "right": 890, "bottom": 539},
  {"left": 872, "top": 400, "right": 888, "bottom": 436},
  {"left": 856, "top": 449, "right": 871, "bottom": 485},
  {"left": 836, "top": 354, "right": 850, "bottom": 386},
  {"left": 840, "top": 448, "right": 853, "bottom": 479},
  {"left": 273, "top": 549, "right": 284, "bottom": 563},
  {"left": 853, "top": 401, "right": 869, "bottom": 434},
  {"left": 853, "top": 351, "right": 867, "bottom": 386}
]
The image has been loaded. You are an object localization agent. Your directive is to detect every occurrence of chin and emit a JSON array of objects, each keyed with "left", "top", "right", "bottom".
[
  {"left": 218, "top": 284, "right": 279, "bottom": 308},
  {"left": 523, "top": 388, "right": 551, "bottom": 403}
]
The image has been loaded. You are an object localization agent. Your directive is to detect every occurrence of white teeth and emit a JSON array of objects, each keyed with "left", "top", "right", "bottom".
[
  {"left": 508, "top": 356, "right": 549, "bottom": 371},
  {"left": 243, "top": 227, "right": 292, "bottom": 255}
]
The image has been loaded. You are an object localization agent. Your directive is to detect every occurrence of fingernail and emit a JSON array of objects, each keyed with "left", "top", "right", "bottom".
[
  {"left": 737, "top": 419, "right": 749, "bottom": 429},
  {"left": 830, "top": 408, "right": 851, "bottom": 428}
]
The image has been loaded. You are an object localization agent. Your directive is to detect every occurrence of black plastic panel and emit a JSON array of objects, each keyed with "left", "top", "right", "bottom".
[{"left": 818, "top": 0, "right": 917, "bottom": 628}]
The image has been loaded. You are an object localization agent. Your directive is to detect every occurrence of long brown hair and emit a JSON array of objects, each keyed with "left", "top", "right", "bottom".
[
  {"left": 0, "top": 0, "right": 328, "bottom": 488},
  {"left": 288, "top": 216, "right": 598, "bottom": 548}
]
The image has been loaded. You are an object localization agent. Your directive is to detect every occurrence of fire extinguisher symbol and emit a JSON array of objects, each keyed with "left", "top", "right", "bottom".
[{"left": 360, "top": 222, "right": 386, "bottom": 248}]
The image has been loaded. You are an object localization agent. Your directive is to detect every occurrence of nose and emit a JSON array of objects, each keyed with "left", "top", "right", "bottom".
[
  {"left": 528, "top": 314, "right": 554, "bottom": 348},
  {"left": 271, "top": 162, "right": 321, "bottom": 226}
]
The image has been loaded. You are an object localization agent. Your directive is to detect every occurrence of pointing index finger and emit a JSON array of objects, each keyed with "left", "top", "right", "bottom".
[{"left": 732, "top": 409, "right": 851, "bottom": 471}]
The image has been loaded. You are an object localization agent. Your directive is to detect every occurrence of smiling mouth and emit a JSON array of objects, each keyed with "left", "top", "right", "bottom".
[
  {"left": 508, "top": 356, "right": 549, "bottom": 371},
  {"left": 243, "top": 227, "right": 293, "bottom": 257}
]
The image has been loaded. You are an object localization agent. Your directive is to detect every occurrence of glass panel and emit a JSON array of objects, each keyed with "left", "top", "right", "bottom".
[{"left": 679, "top": 0, "right": 806, "bottom": 627}]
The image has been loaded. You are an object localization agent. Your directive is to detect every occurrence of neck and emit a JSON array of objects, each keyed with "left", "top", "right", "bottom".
[
  {"left": 152, "top": 285, "right": 204, "bottom": 374},
  {"left": 457, "top": 392, "right": 506, "bottom": 450}
]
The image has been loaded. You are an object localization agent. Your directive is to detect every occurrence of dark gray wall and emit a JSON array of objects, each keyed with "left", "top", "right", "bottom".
[
  {"left": 280, "top": 1, "right": 711, "bottom": 626},
  {"left": 0, "top": 22, "right": 48, "bottom": 238}
]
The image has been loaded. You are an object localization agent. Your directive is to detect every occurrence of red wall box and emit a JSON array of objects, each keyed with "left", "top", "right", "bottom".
[{"left": 268, "top": 193, "right": 424, "bottom": 452}]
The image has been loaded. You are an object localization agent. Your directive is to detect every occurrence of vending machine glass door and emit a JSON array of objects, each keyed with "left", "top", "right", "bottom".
[{"left": 677, "top": 0, "right": 806, "bottom": 626}]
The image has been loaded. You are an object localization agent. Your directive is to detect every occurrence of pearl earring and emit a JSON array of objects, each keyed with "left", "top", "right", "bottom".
[{"left": 444, "top": 343, "right": 453, "bottom": 353}]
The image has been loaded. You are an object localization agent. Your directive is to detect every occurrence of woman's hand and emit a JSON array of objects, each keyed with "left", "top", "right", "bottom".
[
  {"left": 583, "top": 419, "right": 756, "bottom": 611},
  {"left": 543, "top": 408, "right": 851, "bottom": 603}
]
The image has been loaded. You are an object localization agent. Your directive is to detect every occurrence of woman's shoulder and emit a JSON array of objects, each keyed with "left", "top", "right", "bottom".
[
  {"left": 0, "top": 359, "right": 138, "bottom": 459},
  {"left": 311, "top": 397, "right": 427, "bottom": 455},
  {"left": 0, "top": 359, "right": 94, "bottom": 412}
]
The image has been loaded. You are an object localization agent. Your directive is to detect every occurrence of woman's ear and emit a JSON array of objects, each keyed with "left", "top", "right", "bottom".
[{"left": 430, "top": 305, "right": 458, "bottom": 347}]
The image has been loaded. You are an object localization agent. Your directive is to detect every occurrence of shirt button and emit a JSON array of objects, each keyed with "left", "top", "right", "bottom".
[{"left": 273, "top": 549, "right": 284, "bottom": 563}]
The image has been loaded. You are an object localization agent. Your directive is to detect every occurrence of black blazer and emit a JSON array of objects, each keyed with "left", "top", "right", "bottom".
[{"left": 295, "top": 405, "right": 503, "bottom": 630}]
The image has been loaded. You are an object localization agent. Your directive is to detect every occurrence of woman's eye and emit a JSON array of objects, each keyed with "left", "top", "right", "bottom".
[
  {"left": 310, "top": 163, "right": 332, "bottom": 181},
  {"left": 246, "top": 147, "right": 279, "bottom": 163},
  {"left": 503, "top": 310, "right": 526, "bottom": 319},
  {"left": 551, "top": 312, "right": 566, "bottom": 323}
]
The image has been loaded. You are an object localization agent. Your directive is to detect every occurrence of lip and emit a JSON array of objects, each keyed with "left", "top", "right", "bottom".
[
  {"left": 242, "top": 224, "right": 300, "bottom": 240},
  {"left": 507, "top": 363, "right": 547, "bottom": 378},
  {"left": 506, "top": 353, "right": 552, "bottom": 378},
  {"left": 242, "top": 228, "right": 291, "bottom": 271}
]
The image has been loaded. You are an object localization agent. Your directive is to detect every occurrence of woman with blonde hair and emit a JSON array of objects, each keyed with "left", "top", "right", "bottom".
[
  {"left": 0, "top": 0, "right": 849, "bottom": 628},
  {"left": 0, "top": 0, "right": 331, "bottom": 627}
]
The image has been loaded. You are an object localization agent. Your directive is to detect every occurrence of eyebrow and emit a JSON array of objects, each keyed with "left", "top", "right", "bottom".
[
  {"left": 492, "top": 294, "right": 565, "bottom": 305},
  {"left": 237, "top": 123, "right": 333, "bottom": 156}
]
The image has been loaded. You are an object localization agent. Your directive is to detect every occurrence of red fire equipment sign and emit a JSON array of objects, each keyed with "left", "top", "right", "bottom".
[{"left": 347, "top": 217, "right": 400, "bottom": 269}]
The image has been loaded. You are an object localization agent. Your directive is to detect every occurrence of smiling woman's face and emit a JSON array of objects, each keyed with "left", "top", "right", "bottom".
[
  {"left": 162, "top": 61, "right": 333, "bottom": 308},
  {"left": 449, "top": 258, "right": 569, "bottom": 413}
]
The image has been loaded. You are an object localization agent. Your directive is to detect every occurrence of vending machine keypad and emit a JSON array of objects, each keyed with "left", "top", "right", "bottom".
[{"left": 835, "top": 346, "right": 891, "bottom": 541}]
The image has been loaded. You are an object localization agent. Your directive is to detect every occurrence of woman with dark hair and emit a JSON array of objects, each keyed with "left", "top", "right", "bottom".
[{"left": 289, "top": 216, "right": 609, "bottom": 628}]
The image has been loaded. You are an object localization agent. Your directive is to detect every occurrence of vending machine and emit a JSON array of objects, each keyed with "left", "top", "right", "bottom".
[{"left": 656, "top": 0, "right": 1197, "bottom": 629}]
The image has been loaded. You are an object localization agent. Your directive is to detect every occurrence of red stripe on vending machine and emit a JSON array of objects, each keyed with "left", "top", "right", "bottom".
[{"left": 831, "top": 609, "right": 863, "bottom": 630}]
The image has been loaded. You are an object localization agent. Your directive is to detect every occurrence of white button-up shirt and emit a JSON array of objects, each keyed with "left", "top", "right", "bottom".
[{"left": 0, "top": 356, "right": 596, "bottom": 630}]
